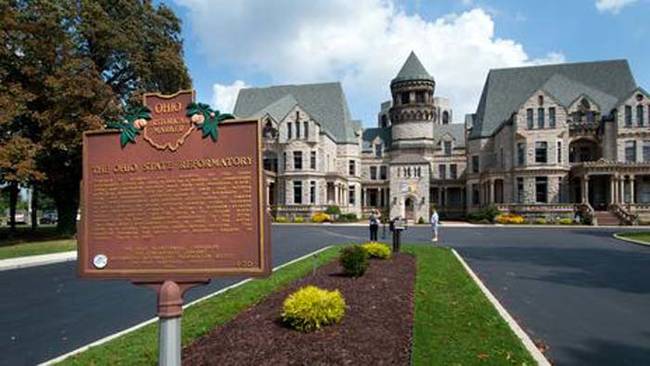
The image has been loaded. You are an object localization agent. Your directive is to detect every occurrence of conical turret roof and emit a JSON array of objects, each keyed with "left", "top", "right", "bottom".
[{"left": 392, "top": 51, "right": 434, "bottom": 84}]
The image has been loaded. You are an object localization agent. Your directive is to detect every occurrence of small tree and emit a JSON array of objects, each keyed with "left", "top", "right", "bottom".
[{"left": 0, "top": 136, "right": 45, "bottom": 233}]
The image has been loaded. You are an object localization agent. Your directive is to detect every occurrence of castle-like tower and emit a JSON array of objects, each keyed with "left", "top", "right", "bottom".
[{"left": 389, "top": 51, "right": 436, "bottom": 151}]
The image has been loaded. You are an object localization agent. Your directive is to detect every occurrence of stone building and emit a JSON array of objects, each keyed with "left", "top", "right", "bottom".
[
  {"left": 466, "top": 59, "right": 650, "bottom": 224},
  {"left": 234, "top": 54, "right": 649, "bottom": 225},
  {"left": 233, "top": 52, "right": 466, "bottom": 222}
]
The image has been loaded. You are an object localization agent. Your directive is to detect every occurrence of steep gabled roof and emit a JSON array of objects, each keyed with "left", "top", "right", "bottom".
[
  {"left": 392, "top": 51, "right": 434, "bottom": 84},
  {"left": 470, "top": 60, "right": 637, "bottom": 139},
  {"left": 362, "top": 127, "right": 392, "bottom": 152},
  {"left": 433, "top": 123, "right": 465, "bottom": 148},
  {"left": 234, "top": 82, "right": 357, "bottom": 143},
  {"left": 250, "top": 94, "right": 298, "bottom": 122}
]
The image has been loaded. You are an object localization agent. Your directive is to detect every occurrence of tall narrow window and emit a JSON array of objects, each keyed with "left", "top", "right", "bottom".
[
  {"left": 380, "top": 165, "right": 387, "bottom": 180},
  {"left": 310, "top": 181, "right": 316, "bottom": 204},
  {"left": 527, "top": 108, "right": 534, "bottom": 129},
  {"left": 450, "top": 164, "right": 457, "bottom": 179},
  {"left": 304, "top": 121, "right": 309, "bottom": 139},
  {"left": 472, "top": 155, "right": 479, "bottom": 173},
  {"left": 349, "top": 185, "right": 356, "bottom": 205},
  {"left": 637, "top": 105, "right": 644, "bottom": 126},
  {"left": 400, "top": 92, "right": 409, "bottom": 105},
  {"left": 416, "top": 91, "right": 425, "bottom": 103},
  {"left": 516, "top": 177, "right": 524, "bottom": 203},
  {"left": 375, "top": 143, "right": 383, "bottom": 157},
  {"left": 442, "top": 111, "right": 450, "bottom": 124},
  {"left": 287, "top": 122, "right": 292, "bottom": 139},
  {"left": 625, "top": 105, "right": 632, "bottom": 126},
  {"left": 438, "top": 164, "right": 446, "bottom": 180},
  {"left": 348, "top": 160, "right": 356, "bottom": 175},
  {"left": 370, "top": 166, "right": 377, "bottom": 180},
  {"left": 537, "top": 108, "right": 545, "bottom": 129},
  {"left": 535, "top": 177, "right": 548, "bottom": 203},
  {"left": 625, "top": 140, "right": 637, "bottom": 162},
  {"left": 293, "top": 151, "right": 302, "bottom": 170},
  {"left": 293, "top": 181, "right": 303, "bottom": 204},
  {"left": 295, "top": 119, "right": 300, "bottom": 138},
  {"left": 310, "top": 151, "right": 316, "bottom": 170},
  {"left": 643, "top": 140, "right": 650, "bottom": 161},
  {"left": 549, "top": 107, "right": 556, "bottom": 128},
  {"left": 443, "top": 141, "right": 452, "bottom": 156},
  {"left": 535, "top": 142, "right": 548, "bottom": 163},
  {"left": 557, "top": 141, "right": 562, "bottom": 163},
  {"left": 282, "top": 152, "right": 287, "bottom": 171},
  {"left": 517, "top": 143, "right": 525, "bottom": 166}
]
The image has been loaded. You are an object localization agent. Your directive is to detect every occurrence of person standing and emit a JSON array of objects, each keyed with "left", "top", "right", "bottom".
[
  {"left": 430, "top": 208, "right": 439, "bottom": 242},
  {"left": 369, "top": 210, "right": 379, "bottom": 241}
]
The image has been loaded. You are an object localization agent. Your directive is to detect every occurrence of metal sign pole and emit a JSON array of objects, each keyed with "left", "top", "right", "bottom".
[{"left": 159, "top": 316, "right": 181, "bottom": 366}]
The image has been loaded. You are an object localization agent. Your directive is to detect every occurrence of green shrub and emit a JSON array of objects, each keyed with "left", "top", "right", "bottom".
[
  {"left": 281, "top": 286, "right": 346, "bottom": 332},
  {"left": 466, "top": 205, "right": 501, "bottom": 223},
  {"left": 361, "top": 242, "right": 391, "bottom": 259},
  {"left": 325, "top": 205, "right": 341, "bottom": 215},
  {"left": 339, "top": 245, "right": 368, "bottom": 277},
  {"left": 274, "top": 216, "right": 289, "bottom": 223},
  {"left": 293, "top": 216, "right": 305, "bottom": 223},
  {"left": 559, "top": 217, "right": 574, "bottom": 225},
  {"left": 335, "top": 213, "right": 358, "bottom": 223},
  {"left": 534, "top": 217, "right": 547, "bottom": 225}
]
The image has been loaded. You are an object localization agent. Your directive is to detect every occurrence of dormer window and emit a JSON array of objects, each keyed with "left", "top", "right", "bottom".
[
  {"left": 443, "top": 141, "right": 452, "bottom": 155},
  {"left": 442, "top": 111, "right": 449, "bottom": 124},
  {"left": 374, "top": 143, "right": 383, "bottom": 157}
]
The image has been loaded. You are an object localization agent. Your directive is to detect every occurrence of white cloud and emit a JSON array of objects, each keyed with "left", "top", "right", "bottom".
[
  {"left": 211, "top": 80, "right": 249, "bottom": 113},
  {"left": 176, "top": 0, "right": 564, "bottom": 124},
  {"left": 595, "top": 0, "right": 637, "bottom": 13}
]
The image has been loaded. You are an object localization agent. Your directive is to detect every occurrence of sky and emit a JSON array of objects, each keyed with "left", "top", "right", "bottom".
[{"left": 164, "top": 0, "right": 649, "bottom": 127}]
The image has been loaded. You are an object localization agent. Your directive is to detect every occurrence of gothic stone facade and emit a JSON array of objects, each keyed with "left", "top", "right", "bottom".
[{"left": 234, "top": 55, "right": 650, "bottom": 224}]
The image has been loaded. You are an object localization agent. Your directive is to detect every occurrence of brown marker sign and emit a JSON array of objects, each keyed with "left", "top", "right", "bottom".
[{"left": 79, "top": 90, "right": 270, "bottom": 280}]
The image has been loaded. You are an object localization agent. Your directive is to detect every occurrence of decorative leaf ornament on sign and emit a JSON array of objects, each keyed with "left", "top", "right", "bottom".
[
  {"left": 105, "top": 106, "right": 152, "bottom": 148},
  {"left": 186, "top": 102, "right": 235, "bottom": 142},
  {"left": 104, "top": 90, "right": 235, "bottom": 150}
]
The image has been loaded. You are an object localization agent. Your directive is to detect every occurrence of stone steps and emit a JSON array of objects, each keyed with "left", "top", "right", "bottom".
[{"left": 593, "top": 211, "right": 622, "bottom": 226}]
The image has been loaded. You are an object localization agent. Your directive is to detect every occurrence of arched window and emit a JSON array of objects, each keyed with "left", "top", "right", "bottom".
[{"left": 442, "top": 111, "right": 449, "bottom": 124}]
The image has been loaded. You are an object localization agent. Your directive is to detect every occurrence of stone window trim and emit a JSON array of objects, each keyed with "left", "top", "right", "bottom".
[
  {"left": 349, "top": 159, "right": 356, "bottom": 176},
  {"left": 380, "top": 165, "right": 388, "bottom": 180},
  {"left": 443, "top": 141, "right": 452, "bottom": 156},
  {"left": 637, "top": 105, "right": 645, "bottom": 126},
  {"left": 549, "top": 107, "right": 556, "bottom": 128},
  {"left": 287, "top": 122, "right": 292, "bottom": 139},
  {"left": 526, "top": 108, "right": 534, "bottom": 129},
  {"left": 293, "top": 151, "right": 303, "bottom": 170},
  {"left": 625, "top": 105, "right": 633, "bottom": 127},
  {"left": 625, "top": 140, "right": 637, "bottom": 162},
  {"left": 310, "top": 151, "right": 316, "bottom": 170},
  {"left": 310, "top": 181, "right": 316, "bottom": 204},
  {"left": 293, "top": 180, "right": 303, "bottom": 204},
  {"left": 643, "top": 140, "right": 650, "bottom": 162},
  {"left": 370, "top": 166, "right": 378, "bottom": 180},
  {"left": 517, "top": 142, "right": 526, "bottom": 166},
  {"left": 450, "top": 164, "right": 458, "bottom": 179},
  {"left": 535, "top": 176, "right": 548, "bottom": 203},
  {"left": 537, "top": 107, "right": 545, "bottom": 129},
  {"left": 535, "top": 141, "right": 548, "bottom": 164},
  {"left": 349, "top": 185, "right": 356, "bottom": 205},
  {"left": 557, "top": 140, "right": 562, "bottom": 164},
  {"left": 516, "top": 177, "right": 524, "bottom": 203}
]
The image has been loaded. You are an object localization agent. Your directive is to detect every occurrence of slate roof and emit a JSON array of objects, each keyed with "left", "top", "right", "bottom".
[
  {"left": 234, "top": 82, "right": 358, "bottom": 143},
  {"left": 392, "top": 51, "right": 434, "bottom": 84},
  {"left": 470, "top": 60, "right": 637, "bottom": 139},
  {"left": 362, "top": 127, "right": 392, "bottom": 152},
  {"left": 433, "top": 123, "right": 466, "bottom": 148}
]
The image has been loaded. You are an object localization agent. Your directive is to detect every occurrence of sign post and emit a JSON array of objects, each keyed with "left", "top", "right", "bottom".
[{"left": 78, "top": 90, "right": 270, "bottom": 365}]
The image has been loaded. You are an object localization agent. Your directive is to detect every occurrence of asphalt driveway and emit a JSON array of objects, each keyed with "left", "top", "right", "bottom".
[{"left": 1, "top": 224, "right": 650, "bottom": 365}]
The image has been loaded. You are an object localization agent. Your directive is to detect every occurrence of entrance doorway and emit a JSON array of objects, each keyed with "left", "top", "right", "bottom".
[
  {"left": 589, "top": 175, "right": 610, "bottom": 211},
  {"left": 405, "top": 197, "right": 415, "bottom": 221}
]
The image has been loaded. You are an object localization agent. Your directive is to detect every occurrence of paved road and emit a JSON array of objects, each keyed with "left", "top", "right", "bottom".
[
  {"left": 0, "top": 225, "right": 366, "bottom": 365},
  {"left": 2, "top": 225, "right": 650, "bottom": 365}
]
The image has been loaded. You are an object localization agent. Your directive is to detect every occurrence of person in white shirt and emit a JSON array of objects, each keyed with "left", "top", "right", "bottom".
[{"left": 430, "top": 209, "right": 439, "bottom": 242}]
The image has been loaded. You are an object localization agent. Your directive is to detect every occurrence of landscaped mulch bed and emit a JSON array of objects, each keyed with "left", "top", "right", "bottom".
[{"left": 182, "top": 253, "right": 416, "bottom": 365}]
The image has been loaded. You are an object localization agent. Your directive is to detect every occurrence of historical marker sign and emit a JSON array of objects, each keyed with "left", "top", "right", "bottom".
[{"left": 78, "top": 90, "right": 271, "bottom": 280}]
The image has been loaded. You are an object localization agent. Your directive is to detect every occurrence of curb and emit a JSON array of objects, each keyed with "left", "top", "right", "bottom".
[
  {"left": 612, "top": 233, "right": 650, "bottom": 247},
  {"left": 0, "top": 251, "right": 77, "bottom": 272},
  {"left": 40, "top": 245, "right": 334, "bottom": 365},
  {"left": 451, "top": 249, "right": 551, "bottom": 366}
]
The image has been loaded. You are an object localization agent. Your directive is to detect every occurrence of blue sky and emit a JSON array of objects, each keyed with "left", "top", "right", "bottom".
[{"left": 166, "top": 0, "right": 649, "bottom": 127}]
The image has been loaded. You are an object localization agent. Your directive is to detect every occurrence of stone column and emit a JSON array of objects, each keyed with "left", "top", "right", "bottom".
[
  {"left": 581, "top": 176, "right": 589, "bottom": 204},
  {"left": 610, "top": 176, "right": 616, "bottom": 204},
  {"left": 630, "top": 175, "right": 636, "bottom": 204},
  {"left": 489, "top": 180, "right": 495, "bottom": 204},
  {"left": 444, "top": 187, "right": 449, "bottom": 207},
  {"left": 620, "top": 176, "right": 625, "bottom": 203}
]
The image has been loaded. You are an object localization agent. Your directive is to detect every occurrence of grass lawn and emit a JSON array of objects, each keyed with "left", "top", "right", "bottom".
[
  {"left": 615, "top": 231, "right": 650, "bottom": 245},
  {"left": 58, "top": 245, "right": 535, "bottom": 365},
  {"left": 0, "top": 239, "right": 76, "bottom": 260},
  {"left": 0, "top": 226, "right": 73, "bottom": 246},
  {"left": 406, "top": 245, "right": 536, "bottom": 365}
]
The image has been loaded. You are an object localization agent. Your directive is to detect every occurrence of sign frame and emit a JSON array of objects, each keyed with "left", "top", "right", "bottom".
[{"left": 78, "top": 116, "right": 271, "bottom": 281}]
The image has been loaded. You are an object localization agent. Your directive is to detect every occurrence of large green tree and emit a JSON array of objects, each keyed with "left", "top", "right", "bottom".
[{"left": 0, "top": 0, "right": 191, "bottom": 234}]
